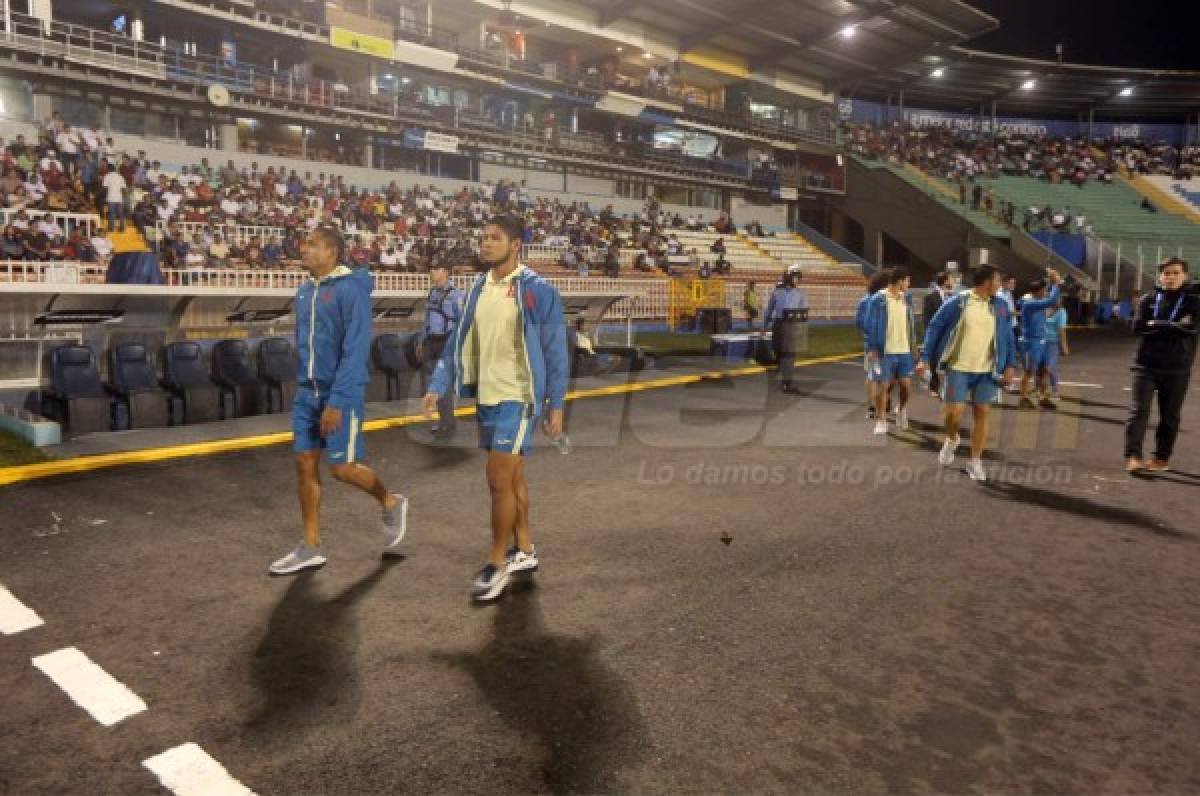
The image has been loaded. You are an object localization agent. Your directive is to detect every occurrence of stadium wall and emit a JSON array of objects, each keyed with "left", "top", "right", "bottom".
[{"left": 842, "top": 158, "right": 1047, "bottom": 283}]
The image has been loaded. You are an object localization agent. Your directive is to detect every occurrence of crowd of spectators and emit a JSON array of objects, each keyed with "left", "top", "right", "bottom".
[
  {"left": 844, "top": 122, "right": 1118, "bottom": 185},
  {"left": 847, "top": 121, "right": 1200, "bottom": 184},
  {"left": 2, "top": 119, "right": 766, "bottom": 278}
]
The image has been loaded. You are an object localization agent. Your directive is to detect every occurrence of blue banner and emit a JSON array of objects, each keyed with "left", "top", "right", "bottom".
[{"left": 1033, "top": 232, "right": 1086, "bottom": 267}]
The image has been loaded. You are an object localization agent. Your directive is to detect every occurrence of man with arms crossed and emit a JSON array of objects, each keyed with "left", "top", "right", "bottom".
[
  {"left": 921, "top": 265, "right": 1018, "bottom": 482},
  {"left": 269, "top": 226, "right": 407, "bottom": 575},
  {"left": 424, "top": 216, "right": 569, "bottom": 602},
  {"left": 864, "top": 267, "right": 923, "bottom": 435},
  {"left": 1124, "top": 258, "right": 1198, "bottom": 473}
]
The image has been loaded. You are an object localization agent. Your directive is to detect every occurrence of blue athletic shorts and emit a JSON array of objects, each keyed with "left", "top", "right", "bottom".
[
  {"left": 1043, "top": 344, "right": 1059, "bottom": 375},
  {"left": 942, "top": 369, "right": 999, "bottom": 405},
  {"left": 292, "top": 386, "right": 366, "bottom": 464},
  {"left": 1022, "top": 339, "right": 1050, "bottom": 372},
  {"left": 869, "top": 352, "right": 915, "bottom": 382},
  {"left": 477, "top": 401, "right": 535, "bottom": 456}
]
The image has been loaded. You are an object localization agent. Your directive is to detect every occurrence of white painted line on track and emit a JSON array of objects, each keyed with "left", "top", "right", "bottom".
[
  {"left": 1058, "top": 382, "right": 1104, "bottom": 389},
  {"left": 31, "top": 647, "right": 147, "bottom": 726},
  {"left": 0, "top": 585, "right": 44, "bottom": 634},
  {"left": 143, "top": 743, "right": 256, "bottom": 796}
]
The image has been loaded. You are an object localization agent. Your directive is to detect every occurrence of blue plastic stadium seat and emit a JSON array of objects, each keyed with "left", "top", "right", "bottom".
[
  {"left": 211, "top": 339, "right": 265, "bottom": 417},
  {"left": 257, "top": 337, "right": 298, "bottom": 414},
  {"left": 46, "top": 345, "right": 112, "bottom": 435},
  {"left": 162, "top": 342, "right": 222, "bottom": 424},
  {"left": 108, "top": 343, "right": 170, "bottom": 430},
  {"left": 369, "top": 333, "right": 411, "bottom": 402}
]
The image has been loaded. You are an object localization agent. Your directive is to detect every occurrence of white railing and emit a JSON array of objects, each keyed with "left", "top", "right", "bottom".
[
  {"left": 0, "top": 13, "right": 170, "bottom": 80},
  {"left": 1, "top": 209, "right": 102, "bottom": 239},
  {"left": 0, "top": 261, "right": 864, "bottom": 320}
]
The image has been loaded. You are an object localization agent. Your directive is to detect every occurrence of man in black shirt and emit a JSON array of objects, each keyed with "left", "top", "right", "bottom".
[{"left": 1124, "top": 258, "right": 1198, "bottom": 473}]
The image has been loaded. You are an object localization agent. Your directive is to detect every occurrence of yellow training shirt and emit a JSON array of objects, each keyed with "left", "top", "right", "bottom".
[
  {"left": 472, "top": 265, "right": 532, "bottom": 405},
  {"left": 948, "top": 292, "right": 995, "bottom": 373},
  {"left": 884, "top": 291, "right": 910, "bottom": 354}
]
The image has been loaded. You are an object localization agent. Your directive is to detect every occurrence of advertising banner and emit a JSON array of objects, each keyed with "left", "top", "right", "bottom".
[{"left": 330, "top": 27, "right": 395, "bottom": 60}]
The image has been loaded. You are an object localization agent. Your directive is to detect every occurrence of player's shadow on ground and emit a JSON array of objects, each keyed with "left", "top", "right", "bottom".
[
  {"left": 979, "top": 480, "right": 1193, "bottom": 541},
  {"left": 903, "top": 419, "right": 1008, "bottom": 462},
  {"left": 243, "top": 559, "right": 400, "bottom": 744},
  {"left": 1057, "top": 395, "right": 1129, "bottom": 412},
  {"left": 434, "top": 582, "right": 646, "bottom": 794},
  {"left": 1131, "top": 469, "right": 1200, "bottom": 487},
  {"left": 997, "top": 404, "right": 1126, "bottom": 428}
]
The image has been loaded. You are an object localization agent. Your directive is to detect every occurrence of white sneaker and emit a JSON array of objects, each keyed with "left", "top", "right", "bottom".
[
  {"left": 873, "top": 420, "right": 888, "bottom": 436},
  {"left": 269, "top": 544, "right": 327, "bottom": 576},
  {"left": 471, "top": 563, "right": 510, "bottom": 602},
  {"left": 966, "top": 458, "right": 987, "bottom": 482},
  {"left": 938, "top": 437, "right": 959, "bottom": 466},
  {"left": 382, "top": 493, "right": 408, "bottom": 554},
  {"left": 506, "top": 545, "right": 539, "bottom": 574},
  {"left": 897, "top": 410, "right": 909, "bottom": 431}
]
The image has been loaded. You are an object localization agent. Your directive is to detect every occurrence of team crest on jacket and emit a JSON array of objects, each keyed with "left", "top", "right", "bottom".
[{"left": 320, "top": 289, "right": 334, "bottom": 304}]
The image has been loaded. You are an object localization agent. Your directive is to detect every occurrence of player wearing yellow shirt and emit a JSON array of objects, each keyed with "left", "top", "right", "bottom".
[{"left": 920, "top": 265, "right": 1018, "bottom": 482}]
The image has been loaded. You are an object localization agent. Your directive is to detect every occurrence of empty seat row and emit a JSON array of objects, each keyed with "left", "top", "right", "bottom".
[{"left": 43, "top": 333, "right": 424, "bottom": 436}]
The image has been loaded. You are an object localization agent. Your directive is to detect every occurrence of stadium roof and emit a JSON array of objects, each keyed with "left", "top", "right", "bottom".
[
  {"left": 577, "top": 0, "right": 999, "bottom": 90},
  {"left": 846, "top": 46, "right": 1200, "bottom": 121}
]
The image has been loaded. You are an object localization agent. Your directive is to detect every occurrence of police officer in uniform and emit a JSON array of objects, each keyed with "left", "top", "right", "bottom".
[
  {"left": 764, "top": 265, "right": 809, "bottom": 393},
  {"left": 418, "top": 256, "right": 464, "bottom": 435}
]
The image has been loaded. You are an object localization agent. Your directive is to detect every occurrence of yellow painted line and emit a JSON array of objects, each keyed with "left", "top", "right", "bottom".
[{"left": 0, "top": 352, "right": 859, "bottom": 487}]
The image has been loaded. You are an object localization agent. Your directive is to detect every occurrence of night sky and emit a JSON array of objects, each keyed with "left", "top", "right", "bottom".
[{"left": 967, "top": 0, "right": 1197, "bottom": 70}]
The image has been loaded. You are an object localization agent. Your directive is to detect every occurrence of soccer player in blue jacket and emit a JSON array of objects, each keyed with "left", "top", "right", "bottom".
[
  {"left": 921, "top": 265, "right": 1018, "bottom": 482},
  {"left": 269, "top": 226, "right": 407, "bottom": 576},
  {"left": 1015, "top": 269, "right": 1062, "bottom": 408},
  {"left": 424, "top": 215, "right": 569, "bottom": 602}
]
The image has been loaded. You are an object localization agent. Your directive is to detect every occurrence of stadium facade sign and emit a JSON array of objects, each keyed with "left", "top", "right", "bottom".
[
  {"left": 843, "top": 99, "right": 1186, "bottom": 144},
  {"left": 401, "top": 128, "right": 460, "bottom": 153},
  {"left": 330, "top": 26, "right": 396, "bottom": 61}
]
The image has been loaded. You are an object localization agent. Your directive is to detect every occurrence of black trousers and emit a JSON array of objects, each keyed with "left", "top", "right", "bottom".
[
  {"left": 1124, "top": 367, "right": 1191, "bottom": 460},
  {"left": 771, "top": 320, "right": 795, "bottom": 386}
]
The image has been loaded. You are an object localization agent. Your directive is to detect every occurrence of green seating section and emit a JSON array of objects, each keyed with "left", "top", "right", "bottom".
[{"left": 979, "top": 176, "right": 1200, "bottom": 263}]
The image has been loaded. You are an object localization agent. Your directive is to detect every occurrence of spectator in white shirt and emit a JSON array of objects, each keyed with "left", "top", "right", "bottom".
[
  {"left": 38, "top": 150, "right": 61, "bottom": 173},
  {"left": 24, "top": 175, "right": 45, "bottom": 204},
  {"left": 80, "top": 125, "right": 100, "bottom": 153},
  {"left": 55, "top": 126, "right": 81, "bottom": 173},
  {"left": 37, "top": 215, "right": 63, "bottom": 240},
  {"left": 101, "top": 165, "right": 128, "bottom": 232},
  {"left": 91, "top": 234, "right": 114, "bottom": 261}
]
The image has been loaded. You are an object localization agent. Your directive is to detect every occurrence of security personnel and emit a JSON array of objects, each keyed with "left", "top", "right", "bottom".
[
  {"left": 764, "top": 265, "right": 809, "bottom": 393},
  {"left": 419, "top": 256, "right": 464, "bottom": 435}
]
